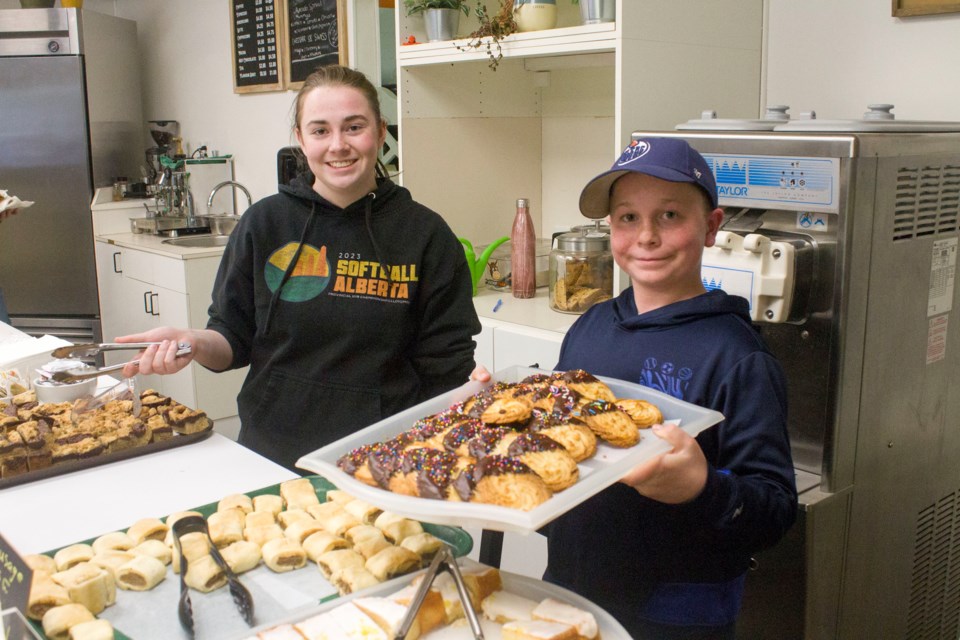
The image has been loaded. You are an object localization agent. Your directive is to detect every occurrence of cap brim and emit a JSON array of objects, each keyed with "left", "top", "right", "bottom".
[
  {"left": 578, "top": 169, "right": 629, "bottom": 219},
  {"left": 578, "top": 165, "right": 710, "bottom": 218}
]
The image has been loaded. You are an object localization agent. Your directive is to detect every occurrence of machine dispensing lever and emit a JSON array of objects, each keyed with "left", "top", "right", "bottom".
[{"left": 702, "top": 230, "right": 796, "bottom": 323}]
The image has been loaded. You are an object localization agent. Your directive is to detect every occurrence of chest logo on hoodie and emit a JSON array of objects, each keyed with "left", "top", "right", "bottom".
[
  {"left": 641, "top": 357, "right": 693, "bottom": 399},
  {"left": 265, "top": 242, "right": 330, "bottom": 302},
  {"left": 331, "top": 258, "right": 418, "bottom": 302}
]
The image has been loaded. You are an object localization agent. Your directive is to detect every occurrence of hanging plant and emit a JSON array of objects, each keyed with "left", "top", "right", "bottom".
[{"left": 454, "top": 0, "right": 518, "bottom": 70}]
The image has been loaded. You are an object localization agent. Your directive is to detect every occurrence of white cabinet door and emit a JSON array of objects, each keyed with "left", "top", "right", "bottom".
[
  {"left": 475, "top": 317, "right": 498, "bottom": 371},
  {"left": 492, "top": 324, "right": 564, "bottom": 372},
  {"left": 94, "top": 241, "right": 128, "bottom": 351},
  {"left": 117, "top": 273, "right": 191, "bottom": 398}
]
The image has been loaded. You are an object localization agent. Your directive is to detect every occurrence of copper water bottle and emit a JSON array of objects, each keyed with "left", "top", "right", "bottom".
[{"left": 511, "top": 198, "right": 536, "bottom": 298}]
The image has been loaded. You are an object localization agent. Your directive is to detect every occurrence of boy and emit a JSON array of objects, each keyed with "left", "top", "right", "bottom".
[{"left": 485, "top": 138, "right": 798, "bottom": 638}]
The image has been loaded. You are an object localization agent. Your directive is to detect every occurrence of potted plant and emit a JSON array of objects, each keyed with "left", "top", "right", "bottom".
[
  {"left": 404, "top": 0, "right": 470, "bottom": 42},
  {"left": 455, "top": 0, "right": 518, "bottom": 70}
]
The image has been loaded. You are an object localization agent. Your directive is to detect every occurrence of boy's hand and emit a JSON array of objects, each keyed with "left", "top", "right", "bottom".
[
  {"left": 470, "top": 365, "right": 491, "bottom": 382},
  {"left": 620, "top": 423, "right": 708, "bottom": 504}
]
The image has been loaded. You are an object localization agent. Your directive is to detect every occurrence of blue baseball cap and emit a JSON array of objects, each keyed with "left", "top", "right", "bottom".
[{"left": 579, "top": 137, "right": 719, "bottom": 218}]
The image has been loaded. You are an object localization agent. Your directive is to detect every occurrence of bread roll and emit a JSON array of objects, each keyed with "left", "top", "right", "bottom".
[{"left": 42, "top": 603, "right": 95, "bottom": 640}]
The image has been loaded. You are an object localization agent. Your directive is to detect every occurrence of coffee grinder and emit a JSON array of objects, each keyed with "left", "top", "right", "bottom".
[{"left": 145, "top": 120, "right": 180, "bottom": 184}]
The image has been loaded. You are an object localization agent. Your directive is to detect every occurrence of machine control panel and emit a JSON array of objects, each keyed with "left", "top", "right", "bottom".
[{"left": 702, "top": 231, "right": 796, "bottom": 323}]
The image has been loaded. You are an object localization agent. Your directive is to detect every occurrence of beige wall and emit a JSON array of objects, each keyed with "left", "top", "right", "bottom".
[
  {"left": 3, "top": 0, "right": 960, "bottom": 201},
  {"left": 764, "top": 0, "right": 960, "bottom": 121}
]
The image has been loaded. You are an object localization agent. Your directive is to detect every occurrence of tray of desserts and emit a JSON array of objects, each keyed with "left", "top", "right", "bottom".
[
  {"left": 0, "top": 387, "right": 213, "bottom": 490},
  {"left": 25, "top": 476, "right": 473, "bottom": 640},
  {"left": 228, "top": 559, "right": 630, "bottom": 639},
  {"left": 297, "top": 366, "right": 725, "bottom": 533}
]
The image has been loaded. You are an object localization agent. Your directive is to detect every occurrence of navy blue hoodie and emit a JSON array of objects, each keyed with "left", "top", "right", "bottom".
[
  {"left": 206, "top": 176, "right": 480, "bottom": 471},
  {"left": 544, "top": 288, "right": 797, "bottom": 630}
]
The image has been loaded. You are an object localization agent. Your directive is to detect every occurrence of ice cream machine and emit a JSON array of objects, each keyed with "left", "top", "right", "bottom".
[{"left": 633, "top": 115, "right": 960, "bottom": 638}]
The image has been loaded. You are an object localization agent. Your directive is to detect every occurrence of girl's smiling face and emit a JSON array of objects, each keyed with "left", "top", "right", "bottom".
[
  {"left": 608, "top": 173, "right": 723, "bottom": 313},
  {"left": 295, "top": 85, "right": 386, "bottom": 209}
]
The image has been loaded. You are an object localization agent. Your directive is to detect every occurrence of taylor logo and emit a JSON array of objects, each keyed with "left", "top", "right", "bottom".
[
  {"left": 616, "top": 140, "right": 651, "bottom": 166},
  {"left": 264, "top": 242, "right": 330, "bottom": 302}
]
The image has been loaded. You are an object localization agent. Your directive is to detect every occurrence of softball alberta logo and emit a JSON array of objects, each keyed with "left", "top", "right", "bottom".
[{"left": 265, "top": 242, "right": 330, "bottom": 302}]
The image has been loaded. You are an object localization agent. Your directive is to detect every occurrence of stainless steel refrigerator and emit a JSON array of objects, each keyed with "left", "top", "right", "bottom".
[{"left": 0, "top": 8, "right": 142, "bottom": 342}]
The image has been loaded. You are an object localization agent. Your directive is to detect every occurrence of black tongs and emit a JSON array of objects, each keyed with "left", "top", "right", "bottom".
[
  {"left": 172, "top": 515, "right": 255, "bottom": 637},
  {"left": 396, "top": 545, "right": 484, "bottom": 640}
]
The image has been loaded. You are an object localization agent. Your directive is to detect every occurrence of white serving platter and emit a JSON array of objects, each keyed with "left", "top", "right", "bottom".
[
  {"left": 226, "top": 560, "right": 632, "bottom": 640},
  {"left": 297, "top": 366, "right": 724, "bottom": 534}
]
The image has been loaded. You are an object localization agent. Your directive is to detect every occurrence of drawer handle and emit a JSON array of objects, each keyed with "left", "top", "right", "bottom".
[
  {"left": 112, "top": 251, "right": 122, "bottom": 274},
  {"left": 143, "top": 290, "right": 160, "bottom": 316}
]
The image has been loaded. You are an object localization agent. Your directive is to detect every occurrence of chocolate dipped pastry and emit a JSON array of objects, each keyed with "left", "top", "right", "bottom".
[
  {"left": 503, "top": 432, "right": 579, "bottom": 492},
  {"left": 438, "top": 419, "right": 486, "bottom": 457},
  {"left": 465, "top": 426, "right": 518, "bottom": 461},
  {"left": 616, "top": 398, "right": 663, "bottom": 428},
  {"left": 453, "top": 455, "right": 552, "bottom": 511},
  {"left": 525, "top": 409, "right": 597, "bottom": 462},
  {"left": 463, "top": 384, "right": 534, "bottom": 426},
  {"left": 530, "top": 384, "right": 585, "bottom": 418},
  {"left": 579, "top": 399, "right": 640, "bottom": 447},
  {"left": 389, "top": 447, "right": 467, "bottom": 500},
  {"left": 554, "top": 369, "right": 616, "bottom": 403}
]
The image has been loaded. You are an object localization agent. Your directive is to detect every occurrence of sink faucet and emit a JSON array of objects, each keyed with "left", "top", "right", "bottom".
[{"left": 207, "top": 181, "right": 253, "bottom": 213}]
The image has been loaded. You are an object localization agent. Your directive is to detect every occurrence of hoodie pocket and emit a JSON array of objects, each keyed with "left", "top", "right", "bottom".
[{"left": 239, "top": 369, "right": 382, "bottom": 470}]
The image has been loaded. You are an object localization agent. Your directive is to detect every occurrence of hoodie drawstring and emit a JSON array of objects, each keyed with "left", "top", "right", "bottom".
[
  {"left": 363, "top": 191, "right": 392, "bottom": 280},
  {"left": 263, "top": 201, "right": 317, "bottom": 335}
]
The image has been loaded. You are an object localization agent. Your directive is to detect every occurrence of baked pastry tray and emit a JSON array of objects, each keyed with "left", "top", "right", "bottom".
[
  {"left": 223, "top": 559, "right": 632, "bottom": 639},
  {"left": 33, "top": 475, "right": 472, "bottom": 640},
  {"left": 0, "top": 423, "right": 214, "bottom": 491},
  {"left": 297, "top": 365, "right": 725, "bottom": 534}
]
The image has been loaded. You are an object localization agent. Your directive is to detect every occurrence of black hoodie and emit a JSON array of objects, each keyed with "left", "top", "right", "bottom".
[{"left": 206, "top": 176, "right": 480, "bottom": 470}]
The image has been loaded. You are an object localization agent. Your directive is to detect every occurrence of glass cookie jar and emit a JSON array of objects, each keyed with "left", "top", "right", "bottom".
[{"left": 549, "top": 225, "right": 614, "bottom": 314}]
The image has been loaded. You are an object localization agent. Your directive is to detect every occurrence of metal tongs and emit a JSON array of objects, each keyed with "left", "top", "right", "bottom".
[
  {"left": 45, "top": 342, "right": 192, "bottom": 382},
  {"left": 172, "top": 515, "right": 255, "bottom": 637},
  {"left": 397, "top": 545, "right": 484, "bottom": 640}
]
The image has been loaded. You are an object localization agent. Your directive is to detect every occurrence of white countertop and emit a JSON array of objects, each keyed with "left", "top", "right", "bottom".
[
  {"left": 473, "top": 287, "right": 576, "bottom": 334},
  {"left": 0, "top": 434, "right": 295, "bottom": 555},
  {"left": 96, "top": 232, "right": 228, "bottom": 260}
]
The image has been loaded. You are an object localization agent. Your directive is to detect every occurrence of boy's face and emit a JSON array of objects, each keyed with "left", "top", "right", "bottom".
[{"left": 608, "top": 173, "right": 723, "bottom": 306}]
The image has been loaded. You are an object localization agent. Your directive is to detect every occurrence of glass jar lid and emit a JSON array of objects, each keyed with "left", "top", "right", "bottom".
[{"left": 554, "top": 229, "right": 610, "bottom": 252}]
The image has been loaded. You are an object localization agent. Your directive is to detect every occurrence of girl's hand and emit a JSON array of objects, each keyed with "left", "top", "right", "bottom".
[{"left": 470, "top": 365, "right": 491, "bottom": 383}]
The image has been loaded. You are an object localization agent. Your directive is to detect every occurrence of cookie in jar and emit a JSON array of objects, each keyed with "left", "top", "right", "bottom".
[{"left": 549, "top": 225, "right": 613, "bottom": 314}]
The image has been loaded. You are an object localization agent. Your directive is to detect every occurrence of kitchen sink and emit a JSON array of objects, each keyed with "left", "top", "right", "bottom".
[{"left": 162, "top": 235, "right": 231, "bottom": 248}]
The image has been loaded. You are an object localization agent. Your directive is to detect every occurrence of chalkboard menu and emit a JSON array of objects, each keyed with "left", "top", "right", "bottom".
[
  {"left": 283, "top": 0, "right": 346, "bottom": 89},
  {"left": 230, "top": 0, "right": 284, "bottom": 93}
]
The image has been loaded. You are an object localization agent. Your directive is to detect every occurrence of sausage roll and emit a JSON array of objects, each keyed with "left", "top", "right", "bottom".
[
  {"left": 252, "top": 493, "right": 284, "bottom": 516},
  {"left": 316, "top": 548, "right": 365, "bottom": 581},
  {"left": 302, "top": 530, "right": 350, "bottom": 562},
  {"left": 126, "top": 517, "right": 168, "bottom": 545},
  {"left": 67, "top": 618, "right": 115, "bottom": 640},
  {"left": 53, "top": 544, "right": 94, "bottom": 572},
  {"left": 27, "top": 573, "right": 71, "bottom": 621},
  {"left": 91, "top": 531, "right": 135, "bottom": 555},
  {"left": 183, "top": 553, "right": 227, "bottom": 593},
  {"left": 279, "top": 478, "right": 320, "bottom": 510},
  {"left": 116, "top": 554, "right": 166, "bottom": 591},
  {"left": 219, "top": 540, "right": 262, "bottom": 574},
  {"left": 364, "top": 545, "right": 420, "bottom": 582},
  {"left": 261, "top": 538, "right": 307, "bottom": 572},
  {"left": 42, "top": 603, "right": 95, "bottom": 640},
  {"left": 217, "top": 492, "right": 253, "bottom": 514}
]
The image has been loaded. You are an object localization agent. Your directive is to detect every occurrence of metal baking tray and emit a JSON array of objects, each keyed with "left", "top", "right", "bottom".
[
  {"left": 223, "top": 559, "right": 632, "bottom": 640},
  {"left": 32, "top": 476, "right": 472, "bottom": 640},
  {"left": 297, "top": 366, "right": 725, "bottom": 534},
  {"left": 0, "top": 424, "right": 214, "bottom": 491}
]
